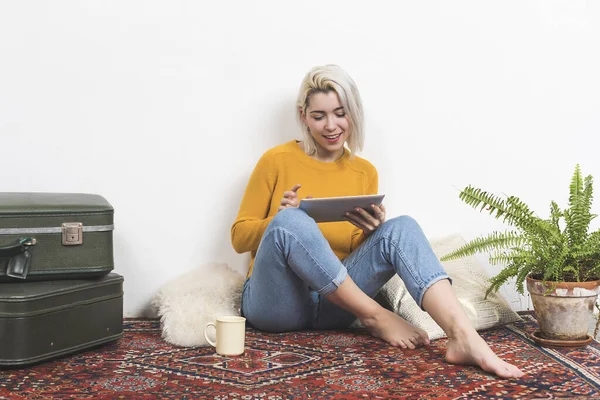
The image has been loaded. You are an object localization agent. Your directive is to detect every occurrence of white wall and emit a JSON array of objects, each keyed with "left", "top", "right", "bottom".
[{"left": 1, "top": 1, "right": 598, "bottom": 316}]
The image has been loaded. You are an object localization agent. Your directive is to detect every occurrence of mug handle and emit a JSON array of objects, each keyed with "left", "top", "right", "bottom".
[{"left": 204, "top": 323, "right": 217, "bottom": 347}]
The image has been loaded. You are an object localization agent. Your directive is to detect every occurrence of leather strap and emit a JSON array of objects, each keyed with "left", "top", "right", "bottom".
[{"left": 0, "top": 238, "right": 36, "bottom": 279}]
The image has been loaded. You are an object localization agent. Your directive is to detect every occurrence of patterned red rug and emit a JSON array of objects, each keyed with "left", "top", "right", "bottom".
[{"left": 1, "top": 312, "right": 599, "bottom": 399}]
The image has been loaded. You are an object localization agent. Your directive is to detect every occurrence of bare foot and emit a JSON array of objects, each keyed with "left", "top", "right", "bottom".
[
  {"left": 446, "top": 329, "right": 524, "bottom": 379},
  {"left": 361, "top": 308, "right": 430, "bottom": 349}
]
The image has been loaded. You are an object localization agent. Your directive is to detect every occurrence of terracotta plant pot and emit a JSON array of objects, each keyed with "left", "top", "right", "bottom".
[{"left": 526, "top": 277, "right": 600, "bottom": 341}]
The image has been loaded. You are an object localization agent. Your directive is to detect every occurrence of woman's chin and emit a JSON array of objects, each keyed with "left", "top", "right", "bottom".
[{"left": 322, "top": 138, "right": 345, "bottom": 150}]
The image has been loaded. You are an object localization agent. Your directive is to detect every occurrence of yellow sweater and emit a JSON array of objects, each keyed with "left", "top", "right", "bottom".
[{"left": 231, "top": 140, "right": 379, "bottom": 277}]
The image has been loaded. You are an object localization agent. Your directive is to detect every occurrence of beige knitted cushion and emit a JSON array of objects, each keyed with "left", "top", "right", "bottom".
[{"left": 378, "top": 233, "right": 521, "bottom": 340}]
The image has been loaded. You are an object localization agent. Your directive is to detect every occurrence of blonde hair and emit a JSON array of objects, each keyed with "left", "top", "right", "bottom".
[{"left": 296, "top": 65, "right": 365, "bottom": 157}]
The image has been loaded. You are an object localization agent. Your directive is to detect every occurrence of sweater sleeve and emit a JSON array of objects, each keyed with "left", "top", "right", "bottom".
[
  {"left": 350, "top": 166, "right": 379, "bottom": 251},
  {"left": 231, "top": 152, "right": 277, "bottom": 254}
]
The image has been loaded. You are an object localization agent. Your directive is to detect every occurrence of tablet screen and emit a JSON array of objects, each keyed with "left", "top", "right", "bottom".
[{"left": 299, "top": 194, "right": 385, "bottom": 223}]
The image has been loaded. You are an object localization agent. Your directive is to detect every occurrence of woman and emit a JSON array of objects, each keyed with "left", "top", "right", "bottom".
[{"left": 231, "top": 65, "right": 523, "bottom": 379}]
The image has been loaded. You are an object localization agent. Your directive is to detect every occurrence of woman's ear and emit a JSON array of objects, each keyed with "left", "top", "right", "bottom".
[{"left": 299, "top": 107, "right": 307, "bottom": 125}]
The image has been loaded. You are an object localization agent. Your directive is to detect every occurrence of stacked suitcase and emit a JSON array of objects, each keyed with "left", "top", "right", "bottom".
[{"left": 0, "top": 193, "right": 124, "bottom": 367}]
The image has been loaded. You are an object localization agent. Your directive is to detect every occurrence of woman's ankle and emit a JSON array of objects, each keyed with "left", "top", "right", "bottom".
[
  {"left": 359, "top": 306, "right": 389, "bottom": 328},
  {"left": 446, "top": 323, "right": 477, "bottom": 341}
]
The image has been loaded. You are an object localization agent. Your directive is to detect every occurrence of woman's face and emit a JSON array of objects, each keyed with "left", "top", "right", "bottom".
[{"left": 302, "top": 91, "right": 350, "bottom": 161}]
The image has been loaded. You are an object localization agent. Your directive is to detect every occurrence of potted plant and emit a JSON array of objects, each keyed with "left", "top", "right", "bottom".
[{"left": 441, "top": 165, "right": 600, "bottom": 345}]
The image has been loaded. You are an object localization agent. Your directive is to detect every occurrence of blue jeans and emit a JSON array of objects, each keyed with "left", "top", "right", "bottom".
[{"left": 242, "top": 208, "right": 450, "bottom": 332}]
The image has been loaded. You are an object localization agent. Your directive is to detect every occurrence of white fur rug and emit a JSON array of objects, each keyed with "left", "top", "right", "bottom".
[{"left": 151, "top": 263, "right": 245, "bottom": 347}]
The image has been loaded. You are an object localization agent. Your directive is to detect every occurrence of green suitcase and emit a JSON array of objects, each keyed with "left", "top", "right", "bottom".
[
  {"left": 0, "top": 273, "right": 124, "bottom": 367},
  {"left": 0, "top": 193, "right": 114, "bottom": 282}
]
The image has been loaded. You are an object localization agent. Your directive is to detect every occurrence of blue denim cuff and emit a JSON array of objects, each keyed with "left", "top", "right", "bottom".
[{"left": 316, "top": 267, "right": 348, "bottom": 297}]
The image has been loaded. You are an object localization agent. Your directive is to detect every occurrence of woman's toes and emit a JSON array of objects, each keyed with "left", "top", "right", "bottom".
[
  {"left": 418, "top": 330, "right": 430, "bottom": 345},
  {"left": 409, "top": 335, "right": 421, "bottom": 346}
]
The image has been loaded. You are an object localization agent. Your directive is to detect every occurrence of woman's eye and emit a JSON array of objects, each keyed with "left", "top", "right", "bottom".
[
  {"left": 313, "top": 116, "right": 324, "bottom": 121},
  {"left": 336, "top": 113, "right": 346, "bottom": 118}
]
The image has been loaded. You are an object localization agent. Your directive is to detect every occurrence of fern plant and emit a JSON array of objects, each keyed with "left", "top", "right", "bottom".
[{"left": 441, "top": 164, "right": 600, "bottom": 296}]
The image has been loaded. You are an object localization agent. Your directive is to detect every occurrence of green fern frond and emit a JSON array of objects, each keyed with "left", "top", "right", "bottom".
[
  {"left": 487, "top": 263, "right": 520, "bottom": 296},
  {"left": 583, "top": 262, "right": 600, "bottom": 281},
  {"left": 505, "top": 196, "right": 537, "bottom": 231},
  {"left": 458, "top": 187, "right": 534, "bottom": 227},
  {"left": 587, "top": 228, "right": 600, "bottom": 240},
  {"left": 549, "top": 201, "right": 562, "bottom": 231},
  {"left": 488, "top": 252, "right": 514, "bottom": 266},
  {"left": 543, "top": 245, "right": 571, "bottom": 282},
  {"left": 569, "top": 164, "right": 583, "bottom": 209},
  {"left": 531, "top": 218, "right": 563, "bottom": 244},
  {"left": 458, "top": 186, "right": 506, "bottom": 214},
  {"left": 579, "top": 174, "right": 596, "bottom": 233},
  {"left": 583, "top": 175, "right": 594, "bottom": 216},
  {"left": 585, "top": 229, "right": 600, "bottom": 249},
  {"left": 563, "top": 265, "right": 580, "bottom": 282},
  {"left": 488, "top": 248, "right": 531, "bottom": 266},
  {"left": 515, "top": 263, "right": 535, "bottom": 294},
  {"left": 440, "top": 231, "right": 524, "bottom": 261},
  {"left": 582, "top": 176, "right": 597, "bottom": 226},
  {"left": 566, "top": 168, "right": 595, "bottom": 246},
  {"left": 572, "top": 230, "right": 600, "bottom": 279},
  {"left": 571, "top": 243, "right": 600, "bottom": 260}
]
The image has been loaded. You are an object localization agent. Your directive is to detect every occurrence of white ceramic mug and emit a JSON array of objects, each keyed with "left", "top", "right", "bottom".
[{"left": 204, "top": 316, "right": 246, "bottom": 356}]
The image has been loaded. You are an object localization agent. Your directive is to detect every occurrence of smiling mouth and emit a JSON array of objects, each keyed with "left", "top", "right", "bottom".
[{"left": 323, "top": 133, "right": 342, "bottom": 140}]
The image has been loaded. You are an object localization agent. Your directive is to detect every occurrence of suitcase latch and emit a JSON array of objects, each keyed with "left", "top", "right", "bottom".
[{"left": 62, "top": 223, "right": 83, "bottom": 245}]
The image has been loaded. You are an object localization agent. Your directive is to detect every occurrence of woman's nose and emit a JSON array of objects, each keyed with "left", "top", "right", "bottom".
[{"left": 325, "top": 116, "right": 336, "bottom": 131}]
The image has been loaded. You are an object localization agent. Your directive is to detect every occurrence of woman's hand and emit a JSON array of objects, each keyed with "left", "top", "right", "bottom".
[
  {"left": 344, "top": 203, "right": 386, "bottom": 236},
  {"left": 278, "top": 184, "right": 303, "bottom": 211}
]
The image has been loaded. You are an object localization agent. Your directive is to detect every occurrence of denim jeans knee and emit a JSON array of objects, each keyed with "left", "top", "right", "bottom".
[
  {"left": 340, "top": 215, "right": 450, "bottom": 310},
  {"left": 242, "top": 207, "right": 348, "bottom": 331},
  {"left": 378, "top": 215, "right": 419, "bottom": 236},
  {"left": 268, "top": 207, "right": 316, "bottom": 232}
]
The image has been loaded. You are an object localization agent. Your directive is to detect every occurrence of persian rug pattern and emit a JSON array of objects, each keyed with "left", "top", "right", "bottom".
[{"left": 0, "top": 312, "right": 599, "bottom": 399}]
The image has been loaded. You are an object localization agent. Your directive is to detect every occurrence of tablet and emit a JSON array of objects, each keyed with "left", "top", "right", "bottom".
[{"left": 299, "top": 194, "right": 386, "bottom": 223}]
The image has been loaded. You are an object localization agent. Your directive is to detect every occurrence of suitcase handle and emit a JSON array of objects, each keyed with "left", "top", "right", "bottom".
[
  {"left": 1, "top": 238, "right": 36, "bottom": 280},
  {"left": 0, "top": 237, "right": 36, "bottom": 258}
]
